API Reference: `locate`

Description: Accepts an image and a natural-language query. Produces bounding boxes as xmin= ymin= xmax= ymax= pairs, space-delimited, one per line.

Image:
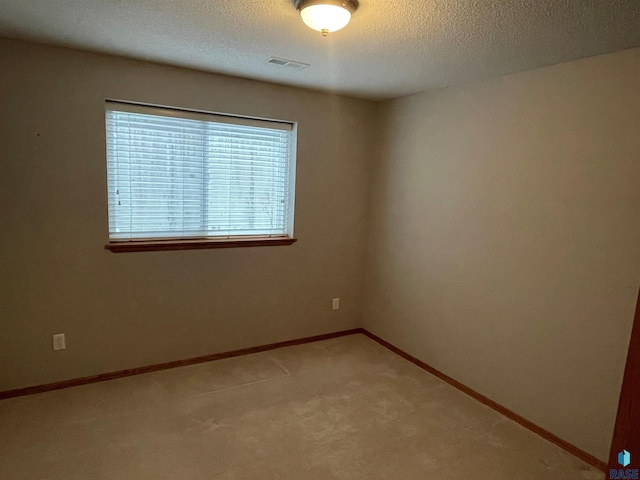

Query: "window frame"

xmin=103 ymin=100 xmax=298 ymax=253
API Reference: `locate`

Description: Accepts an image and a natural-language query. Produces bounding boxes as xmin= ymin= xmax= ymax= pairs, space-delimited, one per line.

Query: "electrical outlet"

xmin=332 ymin=298 xmax=340 ymax=310
xmin=53 ymin=334 xmax=65 ymax=351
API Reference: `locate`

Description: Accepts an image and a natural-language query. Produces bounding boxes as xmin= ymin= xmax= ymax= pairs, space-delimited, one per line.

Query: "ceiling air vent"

xmin=267 ymin=57 xmax=310 ymax=70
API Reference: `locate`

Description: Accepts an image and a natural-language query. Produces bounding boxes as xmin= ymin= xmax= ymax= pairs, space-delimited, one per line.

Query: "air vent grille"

xmin=267 ymin=57 xmax=310 ymax=70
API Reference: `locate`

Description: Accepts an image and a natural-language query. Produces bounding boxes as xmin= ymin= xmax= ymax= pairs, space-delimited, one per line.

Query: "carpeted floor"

xmin=0 ymin=334 xmax=604 ymax=479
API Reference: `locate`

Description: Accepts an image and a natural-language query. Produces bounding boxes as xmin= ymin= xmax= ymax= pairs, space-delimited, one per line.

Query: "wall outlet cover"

xmin=53 ymin=333 xmax=66 ymax=351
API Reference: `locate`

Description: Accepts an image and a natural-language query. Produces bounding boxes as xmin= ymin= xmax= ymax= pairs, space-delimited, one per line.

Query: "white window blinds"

xmin=105 ymin=102 xmax=296 ymax=241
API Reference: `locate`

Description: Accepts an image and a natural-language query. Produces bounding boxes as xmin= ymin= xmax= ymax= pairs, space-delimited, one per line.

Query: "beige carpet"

xmin=0 ymin=334 xmax=604 ymax=479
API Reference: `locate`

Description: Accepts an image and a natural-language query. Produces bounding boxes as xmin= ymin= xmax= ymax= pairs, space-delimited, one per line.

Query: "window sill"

xmin=105 ymin=237 xmax=297 ymax=253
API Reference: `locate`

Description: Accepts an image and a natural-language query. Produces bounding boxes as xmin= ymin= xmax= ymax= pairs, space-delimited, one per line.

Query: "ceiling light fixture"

xmin=295 ymin=0 xmax=359 ymax=37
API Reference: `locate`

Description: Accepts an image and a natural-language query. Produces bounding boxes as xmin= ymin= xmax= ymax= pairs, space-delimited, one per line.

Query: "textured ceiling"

xmin=0 ymin=0 xmax=639 ymax=99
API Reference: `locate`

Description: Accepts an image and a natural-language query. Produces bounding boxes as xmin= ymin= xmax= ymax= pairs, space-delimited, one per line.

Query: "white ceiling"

xmin=0 ymin=0 xmax=639 ymax=99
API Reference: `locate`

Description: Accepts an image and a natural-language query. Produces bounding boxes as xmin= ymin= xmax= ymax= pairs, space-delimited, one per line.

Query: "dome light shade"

xmin=295 ymin=0 xmax=359 ymax=36
xmin=300 ymin=5 xmax=351 ymax=34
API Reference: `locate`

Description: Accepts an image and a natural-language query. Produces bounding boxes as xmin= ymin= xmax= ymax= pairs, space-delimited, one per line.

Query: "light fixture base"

xmin=294 ymin=0 xmax=359 ymax=14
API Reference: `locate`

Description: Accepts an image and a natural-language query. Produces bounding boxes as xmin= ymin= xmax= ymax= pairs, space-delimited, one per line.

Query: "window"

xmin=104 ymin=101 xmax=297 ymax=252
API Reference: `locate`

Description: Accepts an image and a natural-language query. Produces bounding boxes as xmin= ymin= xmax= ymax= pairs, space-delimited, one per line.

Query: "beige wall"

xmin=0 ymin=38 xmax=376 ymax=391
xmin=364 ymin=48 xmax=640 ymax=461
